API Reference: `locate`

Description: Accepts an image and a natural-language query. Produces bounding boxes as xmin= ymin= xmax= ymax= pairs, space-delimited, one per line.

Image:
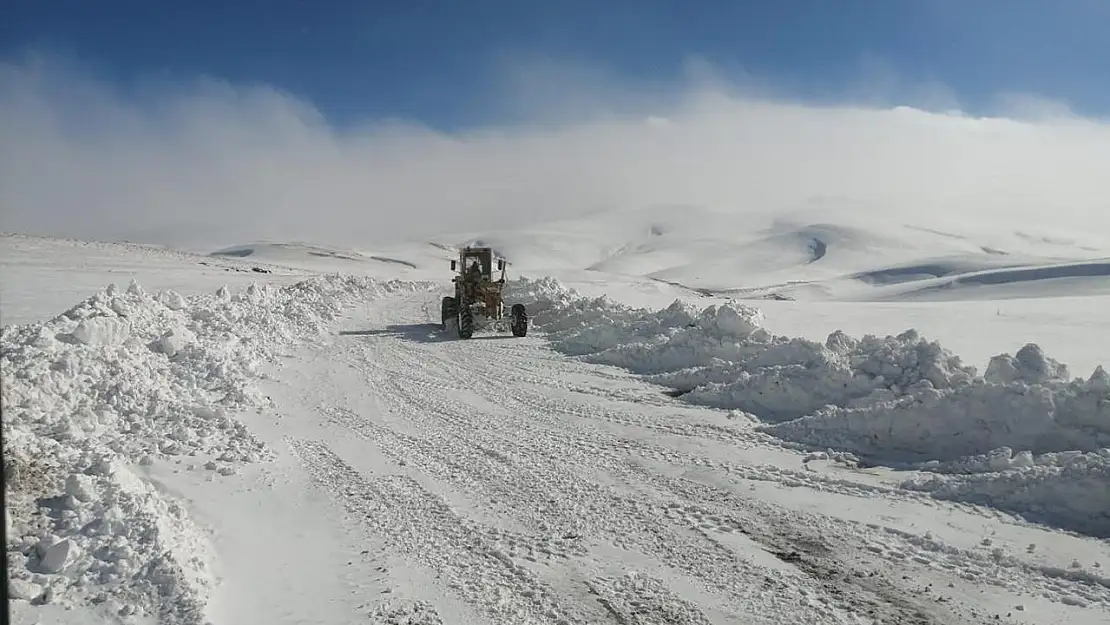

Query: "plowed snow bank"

xmin=2 ymin=275 xmax=432 ymax=622
xmin=901 ymin=449 xmax=1110 ymax=538
xmin=506 ymin=277 xmax=1110 ymax=536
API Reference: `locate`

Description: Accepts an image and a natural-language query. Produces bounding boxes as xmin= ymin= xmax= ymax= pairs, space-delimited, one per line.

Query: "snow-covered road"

xmin=172 ymin=290 xmax=1107 ymax=625
xmin=4 ymin=233 xmax=1108 ymax=625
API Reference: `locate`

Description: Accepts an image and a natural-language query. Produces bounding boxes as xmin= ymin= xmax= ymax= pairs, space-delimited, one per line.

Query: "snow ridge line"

xmin=2 ymin=275 xmax=436 ymax=619
xmin=504 ymin=276 xmax=1110 ymax=539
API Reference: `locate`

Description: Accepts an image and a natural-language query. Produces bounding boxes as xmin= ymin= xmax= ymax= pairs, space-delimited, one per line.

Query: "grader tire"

xmin=510 ymin=303 xmax=528 ymax=337
xmin=458 ymin=305 xmax=474 ymax=339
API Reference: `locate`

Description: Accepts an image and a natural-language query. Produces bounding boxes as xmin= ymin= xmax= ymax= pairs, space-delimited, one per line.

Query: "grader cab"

xmin=440 ymin=246 xmax=528 ymax=339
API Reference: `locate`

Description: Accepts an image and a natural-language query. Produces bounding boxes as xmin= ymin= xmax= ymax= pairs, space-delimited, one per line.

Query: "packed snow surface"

xmin=3 ymin=232 xmax=1109 ymax=625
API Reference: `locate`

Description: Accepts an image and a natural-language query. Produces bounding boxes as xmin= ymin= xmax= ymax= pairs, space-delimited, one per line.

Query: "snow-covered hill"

xmin=207 ymin=241 xmax=454 ymax=277
xmin=2 ymin=227 xmax=1109 ymax=625
xmin=434 ymin=202 xmax=1110 ymax=303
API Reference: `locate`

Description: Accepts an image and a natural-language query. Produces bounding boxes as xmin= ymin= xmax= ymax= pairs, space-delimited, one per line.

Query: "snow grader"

xmin=440 ymin=246 xmax=528 ymax=339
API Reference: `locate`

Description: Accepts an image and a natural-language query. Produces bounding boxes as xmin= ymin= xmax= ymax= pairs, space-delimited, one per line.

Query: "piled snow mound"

xmin=2 ymin=275 xmax=431 ymax=622
xmin=507 ymin=276 xmax=765 ymax=357
xmin=652 ymin=328 xmax=976 ymax=423
xmin=507 ymin=277 xmax=1108 ymax=459
xmin=765 ymin=353 xmax=1110 ymax=463
xmin=901 ymin=449 xmax=1110 ymax=538
xmin=506 ymin=277 xmax=978 ymax=423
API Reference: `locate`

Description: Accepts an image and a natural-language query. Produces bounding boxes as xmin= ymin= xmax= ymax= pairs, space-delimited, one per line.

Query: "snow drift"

xmin=1 ymin=275 xmax=433 ymax=622
xmin=505 ymin=276 xmax=1110 ymax=537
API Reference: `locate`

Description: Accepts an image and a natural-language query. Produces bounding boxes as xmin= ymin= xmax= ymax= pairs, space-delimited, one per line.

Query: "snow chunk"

xmin=700 ymin=301 xmax=764 ymax=339
xmin=150 ymin=325 xmax=197 ymax=357
xmin=70 ymin=315 xmax=131 ymax=346
xmin=986 ymin=343 xmax=1069 ymax=385
xmin=64 ymin=473 xmax=98 ymax=502
xmin=9 ymin=578 xmax=44 ymax=602
xmin=37 ymin=538 xmax=80 ymax=574
xmin=126 ymin=279 xmax=146 ymax=297
xmin=159 ymin=289 xmax=188 ymax=311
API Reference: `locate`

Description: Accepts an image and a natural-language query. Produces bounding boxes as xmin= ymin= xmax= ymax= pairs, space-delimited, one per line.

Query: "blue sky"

xmin=3 ymin=0 xmax=1109 ymax=128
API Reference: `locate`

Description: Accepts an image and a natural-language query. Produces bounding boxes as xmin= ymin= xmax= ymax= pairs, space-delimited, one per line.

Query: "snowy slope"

xmin=436 ymin=203 xmax=1110 ymax=303
xmin=3 ymin=229 xmax=1109 ymax=625
xmin=207 ymin=241 xmax=455 ymax=278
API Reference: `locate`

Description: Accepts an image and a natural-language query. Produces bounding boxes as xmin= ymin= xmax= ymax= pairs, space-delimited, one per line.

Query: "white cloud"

xmin=1 ymin=51 xmax=1108 ymax=252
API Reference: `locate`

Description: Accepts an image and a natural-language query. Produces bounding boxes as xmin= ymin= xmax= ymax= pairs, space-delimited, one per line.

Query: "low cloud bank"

xmin=2 ymin=52 xmax=1109 ymax=250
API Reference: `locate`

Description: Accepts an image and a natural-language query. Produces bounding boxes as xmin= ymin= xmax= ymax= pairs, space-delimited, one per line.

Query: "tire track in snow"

xmin=362 ymin=329 xmax=762 ymax=448
xmin=320 ymin=405 xmax=591 ymax=563
xmin=344 ymin=367 xmax=967 ymax=625
xmin=332 ymin=351 xmax=898 ymax=623
xmin=321 ymin=403 xmax=854 ymax=624
xmin=286 ymin=438 xmax=622 ymax=625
